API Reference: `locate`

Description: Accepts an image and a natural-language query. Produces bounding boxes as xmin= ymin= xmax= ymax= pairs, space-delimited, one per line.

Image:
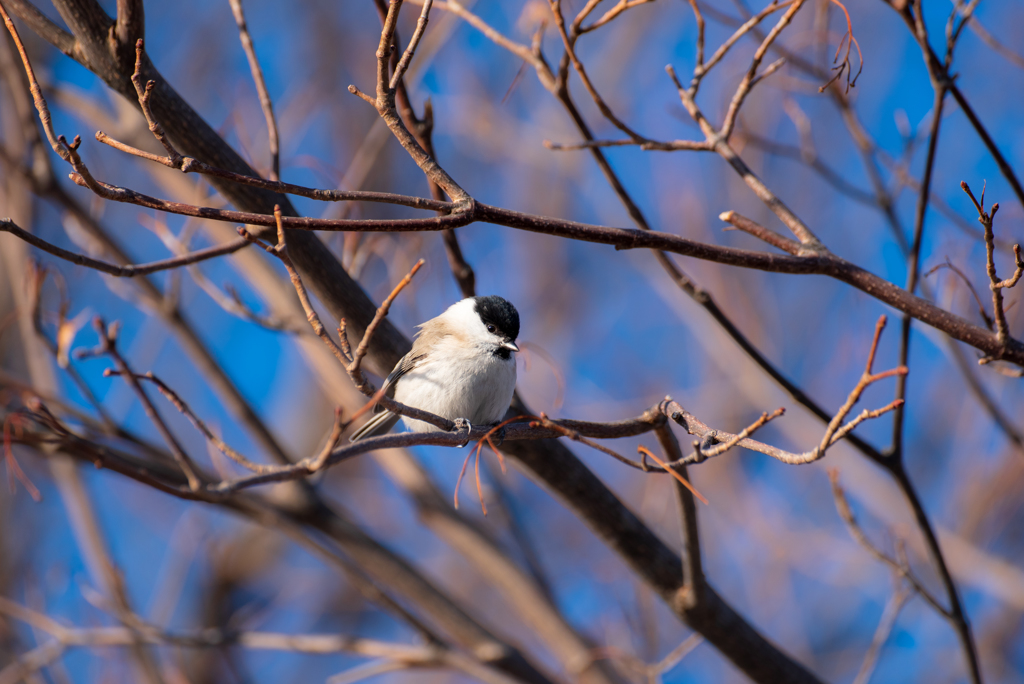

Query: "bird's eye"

xmin=486 ymin=324 xmax=496 ymax=334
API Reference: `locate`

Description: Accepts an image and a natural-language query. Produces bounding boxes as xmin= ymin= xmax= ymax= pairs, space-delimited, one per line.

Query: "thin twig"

xmin=689 ymin=0 xmax=798 ymax=96
xmin=886 ymin=2 xmax=1024 ymax=213
xmin=700 ymin=408 xmax=785 ymax=457
xmin=665 ymin=317 xmax=905 ymax=466
xmin=94 ymin=132 xmax=449 ymax=212
xmin=0 ymin=219 xmax=250 ymax=277
xmin=589 ymin=634 xmax=703 ymax=682
xmin=817 ymin=0 xmax=863 ymax=93
xmin=549 ymin=0 xmax=648 ymax=144
xmin=237 ymin=208 xmax=348 ymax=367
xmin=90 ymin=318 xmax=202 ymax=490
xmin=309 ymin=408 xmax=346 ymax=471
xmin=543 ymin=138 xmax=710 ymax=152
xmin=667 ymin=64 xmax=826 ymax=250
xmin=962 ymin=181 xmax=1023 ymax=355
xmin=891 ymin=70 xmax=948 ymax=462
xmin=103 ymin=370 xmax=272 ymax=474
xmin=578 ymin=0 xmax=657 ymax=33
xmin=347 ymin=259 xmax=425 ymax=391
xmin=405 ymin=0 xmax=555 ymax=90
xmin=228 ymin=0 xmax=280 ymax=180
xmin=851 ymin=583 xmax=911 ymax=684
xmin=828 ymin=470 xmax=950 ymax=618
xmin=0 ymin=596 xmax=520 ymax=683
xmin=954 ymin=0 xmax=1024 ymax=70
xmin=924 ymin=258 xmax=994 ymax=330
xmin=131 ymin=39 xmax=184 ymax=167
xmin=137 ymin=215 xmax=294 ymax=331
xmin=390 ymin=0 xmax=434 ymax=90
xmin=718 ymin=210 xmax=803 ymax=255
xmin=352 ymin=0 xmax=471 ymax=204
xmin=534 ymin=414 xmax=654 ymax=471
xmin=637 ymin=445 xmax=708 ymax=505
xmin=720 ymin=0 xmax=806 ymax=140
xmin=688 ymin=0 xmax=706 ymax=68
xmin=0 ymin=2 xmax=72 ymax=161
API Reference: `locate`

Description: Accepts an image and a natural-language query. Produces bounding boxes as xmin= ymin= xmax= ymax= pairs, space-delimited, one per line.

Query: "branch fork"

xmin=962 ymin=180 xmax=1023 ymax=359
xmin=349 ymin=0 xmax=471 ymax=206
xmin=84 ymin=317 xmax=202 ymax=490
xmin=667 ymin=316 xmax=906 ymax=466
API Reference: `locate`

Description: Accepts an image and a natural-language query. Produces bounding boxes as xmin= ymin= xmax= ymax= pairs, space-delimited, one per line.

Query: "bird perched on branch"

xmin=349 ymin=296 xmax=520 ymax=441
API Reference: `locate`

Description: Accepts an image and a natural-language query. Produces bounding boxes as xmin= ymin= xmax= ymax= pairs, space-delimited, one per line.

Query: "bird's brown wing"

xmin=377 ymin=349 xmax=427 ymax=404
xmin=348 ymin=348 xmax=426 ymax=442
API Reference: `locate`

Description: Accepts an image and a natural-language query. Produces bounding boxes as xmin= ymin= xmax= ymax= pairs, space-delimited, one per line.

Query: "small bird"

xmin=349 ymin=295 xmax=520 ymax=441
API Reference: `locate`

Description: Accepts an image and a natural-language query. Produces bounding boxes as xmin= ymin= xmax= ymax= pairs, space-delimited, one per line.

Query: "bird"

xmin=349 ymin=295 xmax=520 ymax=441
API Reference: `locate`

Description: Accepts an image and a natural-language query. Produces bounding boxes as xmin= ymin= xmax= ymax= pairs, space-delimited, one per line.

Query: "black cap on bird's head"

xmin=474 ymin=296 xmax=520 ymax=353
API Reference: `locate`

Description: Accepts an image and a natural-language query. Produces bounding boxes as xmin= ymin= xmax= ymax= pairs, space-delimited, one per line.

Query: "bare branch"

xmin=887 ymin=4 xmax=1024 ymax=211
xmin=549 ymin=0 xmax=647 ymax=143
xmin=237 ymin=209 xmax=348 ymax=368
xmin=103 ymin=370 xmax=273 ymax=474
xmin=54 ymin=163 xmax=1024 ymax=368
xmin=962 ymin=181 xmax=1023 ymax=356
xmin=351 ymin=0 xmax=471 ymax=204
xmin=348 ymin=259 xmax=424 ymax=391
xmin=666 ymin=317 xmax=905 ymax=466
xmin=228 ymin=0 xmax=280 ymax=180
xmin=637 ymin=445 xmax=708 ymax=505
xmin=390 ymin=0 xmax=433 ymax=90
xmin=689 ymin=0 xmax=796 ymax=96
xmin=687 ymin=0 xmax=705 ymax=68
xmin=718 ymin=210 xmax=803 ymax=255
xmin=0 ymin=2 xmax=74 ymax=160
xmin=407 ymin=0 xmax=554 ymax=88
xmin=851 ymin=584 xmax=911 ymax=684
xmin=0 ymin=218 xmax=251 ymax=277
xmin=130 ymin=39 xmax=183 ymax=165
xmin=94 ymin=131 xmax=449 ymax=211
xmin=828 ymin=471 xmax=950 ymax=618
xmin=666 ymin=65 xmax=826 ymax=250
xmin=924 ymin=258 xmax=994 ymax=330
xmin=0 ymin=596 xmax=524 ymax=684
xmin=700 ymin=408 xmax=785 ymax=458
xmin=720 ymin=0 xmax=805 ymax=140
xmin=577 ymin=0 xmax=656 ymax=33
xmin=88 ymin=318 xmax=202 ymax=490
xmin=239 ymin=213 xmax=440 ymax=429
xmin=955 ymin=0 xmax=1024 ymax=69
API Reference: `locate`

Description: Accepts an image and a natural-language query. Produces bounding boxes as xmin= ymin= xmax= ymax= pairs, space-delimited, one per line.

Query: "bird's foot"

xmin=453 ymin=418 xmax=473 ymax=446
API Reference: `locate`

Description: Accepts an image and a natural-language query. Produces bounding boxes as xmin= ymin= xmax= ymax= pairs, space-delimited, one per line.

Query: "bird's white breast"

xmin=393 ymin=335 xmax=517 ymax=433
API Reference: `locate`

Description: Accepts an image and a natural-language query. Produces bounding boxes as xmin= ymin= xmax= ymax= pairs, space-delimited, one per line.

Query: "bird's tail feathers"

xmin=349 ymin=410 xmax=401 ymax=442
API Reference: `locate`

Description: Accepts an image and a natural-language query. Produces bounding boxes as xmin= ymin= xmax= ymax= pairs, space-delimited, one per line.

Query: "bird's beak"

xmin=501 ymin=340 xmax=520 ymax=353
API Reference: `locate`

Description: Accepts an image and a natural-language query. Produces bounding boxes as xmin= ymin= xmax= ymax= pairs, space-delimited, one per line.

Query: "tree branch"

xmin=227 ymin=0 xmax=278 ymax=180
xmin=0 ymin=218 xmax=251 ymax=277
